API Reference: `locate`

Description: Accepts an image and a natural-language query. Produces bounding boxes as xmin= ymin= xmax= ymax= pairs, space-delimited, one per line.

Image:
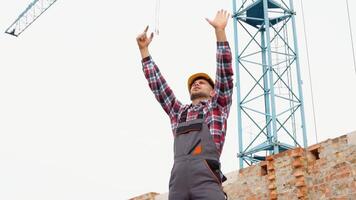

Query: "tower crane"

xmin=5 ymin=0 xmax=58 ymax=37
xmin=232 ymin=0 xmax=308 ymax=168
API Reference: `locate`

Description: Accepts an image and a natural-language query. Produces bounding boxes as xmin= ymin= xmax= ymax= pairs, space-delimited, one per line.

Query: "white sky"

xmin=0 ymin=0 xmax=355 ymax=199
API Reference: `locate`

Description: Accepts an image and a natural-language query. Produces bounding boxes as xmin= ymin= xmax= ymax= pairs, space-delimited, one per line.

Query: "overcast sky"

xmin=0 ymin=0 xmax=355 ymax=199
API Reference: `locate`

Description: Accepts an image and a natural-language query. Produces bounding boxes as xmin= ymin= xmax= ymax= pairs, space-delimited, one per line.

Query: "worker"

xmin=136 ymin=9 xmax=233 ymax=200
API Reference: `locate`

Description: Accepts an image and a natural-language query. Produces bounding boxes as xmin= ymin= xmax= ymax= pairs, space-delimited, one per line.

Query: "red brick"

xmin=293 ymin=158 xmax=303 ymax=168
xmin=266 ymin=156 xmax=274 ymax=161
xmin=293 ymin=169 xmax=304 ymax=177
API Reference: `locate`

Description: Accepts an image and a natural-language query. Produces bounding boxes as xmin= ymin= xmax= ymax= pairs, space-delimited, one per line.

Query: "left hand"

xmin=206 ymin=9 xmax=230 ymax=31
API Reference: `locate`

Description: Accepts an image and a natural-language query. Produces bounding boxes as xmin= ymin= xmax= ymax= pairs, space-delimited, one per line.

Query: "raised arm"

xmin=206 ymin=10 xmax=234 ymax=114
xmin=136 ymin=26 xmax=182 ymax=118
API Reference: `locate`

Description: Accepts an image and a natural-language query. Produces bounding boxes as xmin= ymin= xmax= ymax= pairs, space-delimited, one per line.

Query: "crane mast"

xmin=232 ymin=0 xmax=308 ymax=168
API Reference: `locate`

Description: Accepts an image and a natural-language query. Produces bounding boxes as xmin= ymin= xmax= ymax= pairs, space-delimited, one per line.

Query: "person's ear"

xmin=210 ymin=89 xmax=216 ymax=97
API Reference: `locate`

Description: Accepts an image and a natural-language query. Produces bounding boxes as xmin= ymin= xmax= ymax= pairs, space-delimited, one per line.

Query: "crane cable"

xmin=346 ymin=0 xmax=356 ymax=75
xmin=154 ymin=0 xmax=160 ymax=35
xmin=299 ymin=0 xmax=319 ymax=143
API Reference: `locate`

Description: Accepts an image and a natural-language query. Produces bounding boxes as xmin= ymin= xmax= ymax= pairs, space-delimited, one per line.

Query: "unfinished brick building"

xmin=130 ymin=131 xmax=356 ymax=200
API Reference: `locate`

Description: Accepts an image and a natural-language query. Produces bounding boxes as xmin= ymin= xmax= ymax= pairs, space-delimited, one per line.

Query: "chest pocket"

xmin=174 ymin=109 xmax=205 ymax=157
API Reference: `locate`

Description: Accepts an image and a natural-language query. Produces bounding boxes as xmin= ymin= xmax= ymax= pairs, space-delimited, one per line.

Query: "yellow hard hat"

xmin=187 ymin=72 xmax=215 ymax=91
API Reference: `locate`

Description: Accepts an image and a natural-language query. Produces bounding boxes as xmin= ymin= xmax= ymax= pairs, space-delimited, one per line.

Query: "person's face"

xmin=190 ymin=79 xmax=214 ymax=100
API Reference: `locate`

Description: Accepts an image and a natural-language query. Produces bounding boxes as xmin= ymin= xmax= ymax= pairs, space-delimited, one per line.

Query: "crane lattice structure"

xmin=232 ymin=0 xmax=308 ymax=168
xmin=5 ymin=0 xmax=58 ymax=37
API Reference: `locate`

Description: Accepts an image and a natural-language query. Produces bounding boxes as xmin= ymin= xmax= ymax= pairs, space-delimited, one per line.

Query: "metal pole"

xmin=289 ymin=0 xmax=308 ymax=148
xmin=262 ymin=0 xmax=279 ymax=154
xmin=232 ymin=0 xmax=244 ymax=169
xmin=261 ymin=30 xmax=272 ymax=152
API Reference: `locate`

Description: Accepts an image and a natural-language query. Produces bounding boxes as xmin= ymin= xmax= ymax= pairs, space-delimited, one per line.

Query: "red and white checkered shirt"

xmin=142 ymin=41 xmax=233 ymax=153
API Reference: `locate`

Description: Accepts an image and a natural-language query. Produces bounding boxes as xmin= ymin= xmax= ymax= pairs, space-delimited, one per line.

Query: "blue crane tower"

xmin=231 ymin=0 xmax=308 ymax=168
xmin=5 ymin=0 xmax=58 ymax=37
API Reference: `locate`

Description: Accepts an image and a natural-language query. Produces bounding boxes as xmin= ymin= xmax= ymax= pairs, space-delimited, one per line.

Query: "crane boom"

xmin=5 ymin=0 xmax=58 ymax=37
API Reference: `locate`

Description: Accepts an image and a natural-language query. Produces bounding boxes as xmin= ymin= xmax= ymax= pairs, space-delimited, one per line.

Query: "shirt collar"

xmin=189 ymin=99 xmax=209 ymax=108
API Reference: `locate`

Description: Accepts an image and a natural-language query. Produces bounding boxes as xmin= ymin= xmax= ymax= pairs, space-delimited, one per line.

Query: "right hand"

xmin=136 ymin=26 xmax=154 ymax=50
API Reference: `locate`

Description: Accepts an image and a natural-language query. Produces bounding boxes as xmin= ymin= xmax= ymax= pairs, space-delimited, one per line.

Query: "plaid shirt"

xmin=142 ymin=41 xmax=233 ymax=153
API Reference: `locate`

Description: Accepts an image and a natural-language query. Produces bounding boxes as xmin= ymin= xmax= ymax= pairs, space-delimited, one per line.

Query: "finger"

xmin=136 ymin=34 xmax=144 ymax=41
xmin=205 ymin=18 xmax=212 ymax=25
xmin=149 ymin=32 xmax=154 ymax=41
xmin=144 ymin=25 xmax=149 ymax=33
xmin=137 ymin=33 xmax=146 ymax=40
xmin=221 ymin=9 xmax=226 ymax=18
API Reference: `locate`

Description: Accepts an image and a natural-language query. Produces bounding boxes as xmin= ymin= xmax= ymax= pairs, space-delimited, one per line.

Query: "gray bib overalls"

xmin=168 ymin=109 xmax=226 ymax=200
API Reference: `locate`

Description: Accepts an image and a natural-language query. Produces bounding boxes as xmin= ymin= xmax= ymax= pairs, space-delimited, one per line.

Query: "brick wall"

xmin=129 ymin=192 xmax=159 ymax=200
xmin=306 ymin=133 xmax=356 ymax=199
xmin=131 ymin=131 xmax=356 ymax=200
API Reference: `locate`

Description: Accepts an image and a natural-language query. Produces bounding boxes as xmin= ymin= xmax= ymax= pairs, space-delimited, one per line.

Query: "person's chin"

xmin=191 ymin=92 xmax=208 ymax=101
